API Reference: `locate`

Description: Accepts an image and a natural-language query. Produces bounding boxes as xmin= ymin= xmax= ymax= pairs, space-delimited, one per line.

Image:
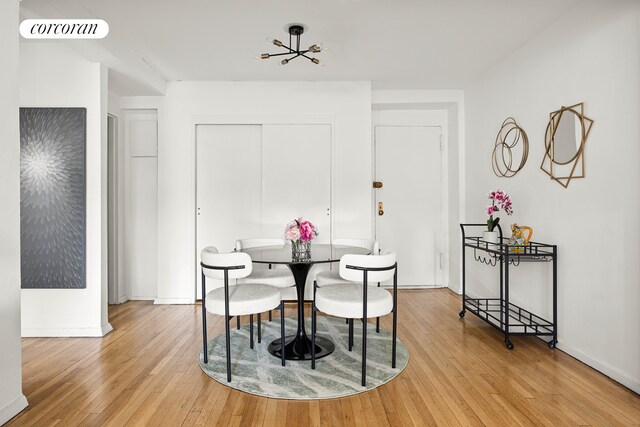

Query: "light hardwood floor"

xmin=8 ymin=289 xmax=640 ymax=426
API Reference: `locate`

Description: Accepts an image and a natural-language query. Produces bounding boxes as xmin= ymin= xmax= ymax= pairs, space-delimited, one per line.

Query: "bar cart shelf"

xmin=459 ymin=224 xmax=558 ymax=350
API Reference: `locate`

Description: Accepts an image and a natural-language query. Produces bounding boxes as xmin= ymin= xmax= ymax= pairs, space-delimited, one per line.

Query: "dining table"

xmin=241 ymin=243 xmax=370 ymax=361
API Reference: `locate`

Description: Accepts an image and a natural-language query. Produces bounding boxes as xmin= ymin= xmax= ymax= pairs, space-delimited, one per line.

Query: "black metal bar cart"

xmin=459 ymin=223 xmax=558 ymax=350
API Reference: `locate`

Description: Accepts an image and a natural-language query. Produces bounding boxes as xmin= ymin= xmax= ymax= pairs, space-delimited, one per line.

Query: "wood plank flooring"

xmin=7 ymin=289 xmax=640 ymax=426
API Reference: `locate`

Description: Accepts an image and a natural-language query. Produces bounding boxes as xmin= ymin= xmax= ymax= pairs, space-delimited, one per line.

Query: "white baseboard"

xmin=153 ymin=297 xmax=194 ymax=305
xmin=117 ymin=295 xmax=129 ymax=304
xmin=22 ymin=324 xmax=112 ymax=338
xmin=101 ymin=322 xmax=113 ymax=336
xmin=0 ymin=394 xmax=28 ymax=425
xmin=129 ymin=296 xmax=156 ymax=301
xmin=558 ymin=342 xmax=640 ymax=395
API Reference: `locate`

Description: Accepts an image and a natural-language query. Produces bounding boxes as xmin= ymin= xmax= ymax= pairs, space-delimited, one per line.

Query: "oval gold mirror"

xmin=540 ymin=102 xmax=594 ymax=188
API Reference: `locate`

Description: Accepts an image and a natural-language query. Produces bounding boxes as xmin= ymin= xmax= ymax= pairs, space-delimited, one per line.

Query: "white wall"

xmin=19 ymin=43 xmax=112 ymax=337
xmin=464 ymin=0 xmax=640 ymax=393
xmin=123 ymin=81 xmax=372 ymax=304
xmin=0 ymin=1 xmax=29 ymax=424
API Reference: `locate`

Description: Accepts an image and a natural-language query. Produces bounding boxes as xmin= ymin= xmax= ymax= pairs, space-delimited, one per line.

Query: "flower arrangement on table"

xmin=484 ymin=189 xmax=513 ymax=243
xmin=285 ymin=218 xmax=319 ymax=260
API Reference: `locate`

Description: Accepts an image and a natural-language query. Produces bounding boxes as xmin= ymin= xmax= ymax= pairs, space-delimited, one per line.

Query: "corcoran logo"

xmin=20 ymin=19 xmax=109 ymax=39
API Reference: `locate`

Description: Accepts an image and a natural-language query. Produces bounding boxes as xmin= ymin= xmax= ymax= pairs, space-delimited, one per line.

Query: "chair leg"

xmin=362 ymin=317 xmax=367 ymax=387
xmin=237 ymin=315 xmax=240 ymax=330
xmin=250 ymin=314 xmax=254 ymax=349
xmin=311 ymin=303 xmax=317 ymax=369
xmin=258 ymin=313 xmax=262 ymax=344
xmin=201 ymin=272 xmax=208 ymax=364
xmin=202 ymin=307 xmax=208 ymax=364
xmin=269 ymin=310 xmax=272 ymax=322
xmin=280 ymin=303 xmax=286 ymax=367
xmin=376 ymin=282 xmax=381 ymax=333
xmin=348 ymin=318 xmax=354 ymax=352
xmin=392 ymin=308 xmax=397 ymax=369
xmin=225 ymin=313 xmax=231 ymax=382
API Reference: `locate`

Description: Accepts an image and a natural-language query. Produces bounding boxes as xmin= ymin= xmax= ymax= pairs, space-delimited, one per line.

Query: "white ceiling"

xmin=21 ymin=0 xmax=582 ymax=94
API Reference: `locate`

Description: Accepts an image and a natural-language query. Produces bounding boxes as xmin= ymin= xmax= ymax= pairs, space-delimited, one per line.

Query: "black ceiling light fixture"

xmin=258 ymin=24 xmax=327 ymax=66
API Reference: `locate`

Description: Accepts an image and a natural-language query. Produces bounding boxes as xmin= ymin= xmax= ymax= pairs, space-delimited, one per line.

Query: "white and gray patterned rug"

xmin=198 ymin=316 xmax=409 ymax=399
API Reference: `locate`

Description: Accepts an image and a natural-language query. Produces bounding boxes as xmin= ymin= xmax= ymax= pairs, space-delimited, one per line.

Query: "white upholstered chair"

xmin=311 ymin=251 xmax=398 ymax=386
xmin=200 ymin=247 xmax=285 ymax=382
xmin=314 ymin=239 xmax=379 ymax=287
xmin=235 ymin=238 xmax=295 ymax=329
xmin=314 ymin=238 xmax=384 ymax=332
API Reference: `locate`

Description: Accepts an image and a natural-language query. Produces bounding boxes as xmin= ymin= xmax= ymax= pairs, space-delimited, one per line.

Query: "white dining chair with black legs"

xmin=235 ymin=238 xmax=295 ymax=333
xmin=200 ymin=247 xmax=285 ymax=382
xmin=311 ymin=252 xmax=397 ymax=387
xmin=314 ymin=239 xmax=385 ymax=333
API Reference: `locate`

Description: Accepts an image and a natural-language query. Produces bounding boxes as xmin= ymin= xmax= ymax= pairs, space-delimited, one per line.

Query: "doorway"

xmin=107 ymin=114 xmax=118 ymax=304
xmin=374 ymin=125 xmax=445 ymax=288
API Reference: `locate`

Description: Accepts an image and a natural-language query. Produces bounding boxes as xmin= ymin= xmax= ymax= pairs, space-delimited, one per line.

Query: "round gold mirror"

xmin=540 ymin=103 xmax=593 ymax=188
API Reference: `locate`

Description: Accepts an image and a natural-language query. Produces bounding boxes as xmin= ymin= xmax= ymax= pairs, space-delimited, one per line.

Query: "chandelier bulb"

xmin=266 ymin=37 xmax=274 ymax=43
xmin=260 ymin=53 xmax=270 ymax=59
xmin=312 ymin=58 xmax=320 ymax=65
xmin=273 ymin=39 xmax=283 ymax=47
xmin=280 ymin=58 xmax=289 ymax=65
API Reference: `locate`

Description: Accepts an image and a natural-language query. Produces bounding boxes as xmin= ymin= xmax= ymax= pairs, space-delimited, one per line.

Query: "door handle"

xmin=378 ymin=202 xmax=384 ymax=216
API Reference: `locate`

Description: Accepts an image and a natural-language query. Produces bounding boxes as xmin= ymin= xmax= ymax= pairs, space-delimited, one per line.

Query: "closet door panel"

xmin=196 ymin=125 xmax=262 ymax=298
xmin=261 ymin=124 xmax=331 ymax=242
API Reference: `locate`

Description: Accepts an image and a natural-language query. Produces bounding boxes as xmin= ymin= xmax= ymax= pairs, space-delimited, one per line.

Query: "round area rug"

xmin=198 ymin=316 xmax=409 ymax=399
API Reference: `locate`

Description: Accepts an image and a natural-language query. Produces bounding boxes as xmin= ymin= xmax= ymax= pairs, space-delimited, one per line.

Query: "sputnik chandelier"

xmin=258 ymin=24 xmax=327 ymax=66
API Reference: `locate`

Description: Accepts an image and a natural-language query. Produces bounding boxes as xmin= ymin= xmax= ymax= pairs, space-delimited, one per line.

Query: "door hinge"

xmin=439 ymin=134 xmax=444 ymax=151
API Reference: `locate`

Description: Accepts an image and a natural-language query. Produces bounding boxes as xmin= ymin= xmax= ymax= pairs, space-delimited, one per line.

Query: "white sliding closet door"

xmin=261 ymin=124 xmax=331 ymax=243
xmin=196 ymin=125 xmax=262 ymax=299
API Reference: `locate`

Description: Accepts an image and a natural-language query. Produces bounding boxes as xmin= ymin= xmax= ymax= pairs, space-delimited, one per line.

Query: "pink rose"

xmin=284 ymin=220 xmax=300 ymax=241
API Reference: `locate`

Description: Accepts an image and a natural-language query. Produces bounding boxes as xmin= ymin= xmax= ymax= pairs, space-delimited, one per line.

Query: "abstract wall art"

xmin=20 ymin=107 xmax=86 ymax=289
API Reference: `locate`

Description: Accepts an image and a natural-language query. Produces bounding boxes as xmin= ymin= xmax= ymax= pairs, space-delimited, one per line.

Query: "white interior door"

xmin=261 ymin=124 xmax=331 ymax=243
xmin=375 ymin=125 xmax=443 ymax=287
xmin=196 ymin=125 xmax=262 ymax=299
xmin=125 ymin=111 xmax=158 ymax=301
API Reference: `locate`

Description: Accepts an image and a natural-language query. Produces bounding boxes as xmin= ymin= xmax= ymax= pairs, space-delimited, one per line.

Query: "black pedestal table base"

xmin=268 ymin=335 xmax=334 ymax=360
xmin=267 ymin=262 xmax=335 ymax=361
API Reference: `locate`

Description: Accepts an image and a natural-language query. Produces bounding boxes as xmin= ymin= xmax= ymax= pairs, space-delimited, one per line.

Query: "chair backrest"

xmin=339 ymin=251 xmax=397 ymax=283
xmin=333 ymin=238 xmax=379 ymax=254
xmin=235 ymin=238 xmax=286 ymax=251
xmin=201 ymin=247 xmax=252 ymax=280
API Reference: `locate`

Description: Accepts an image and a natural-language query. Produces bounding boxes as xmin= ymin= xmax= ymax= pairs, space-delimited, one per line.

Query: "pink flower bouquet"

xmin=285 ymin=218 xmax=319 ymax=244
xmin=486 ymin=189 xmax=513 ymax=232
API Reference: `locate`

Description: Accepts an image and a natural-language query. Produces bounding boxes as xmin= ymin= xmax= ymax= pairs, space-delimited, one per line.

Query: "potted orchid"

xmin=285 ymin=218 xmax=319 ymax=260
xmin=484 ymin=189 xmax=513 ymax=243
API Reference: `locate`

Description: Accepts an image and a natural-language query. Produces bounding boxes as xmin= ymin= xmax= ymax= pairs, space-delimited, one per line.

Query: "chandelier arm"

xmin=279 ymin=44 xmax=296 ymax=53
xmin=266 ymin=52 xmax=296 ymax=57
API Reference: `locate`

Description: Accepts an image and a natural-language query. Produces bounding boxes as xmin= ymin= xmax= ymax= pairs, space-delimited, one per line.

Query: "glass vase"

xmin=291 ymin=240 xmax=311 ymax=262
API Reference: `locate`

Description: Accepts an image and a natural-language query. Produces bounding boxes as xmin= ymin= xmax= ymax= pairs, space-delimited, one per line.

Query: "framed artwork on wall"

xmin=20 ymin=107 xmax=87 ymax=289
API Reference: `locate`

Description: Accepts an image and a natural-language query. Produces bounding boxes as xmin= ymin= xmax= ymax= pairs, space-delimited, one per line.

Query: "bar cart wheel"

xmin=547 ymin=340 xmax=556 ymax=349
xmin=505 ymin=340 xmax=514 ymax=350
xmin=458 ymin=310 xmax=465 ymax=318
